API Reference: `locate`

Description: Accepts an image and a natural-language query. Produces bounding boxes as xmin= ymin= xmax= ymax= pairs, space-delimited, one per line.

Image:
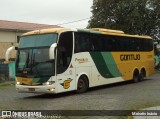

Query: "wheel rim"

xmin=78 ymin=80 xmax=84 ymax=89
xmin=77 ymin=76 xmax=88 ymax=93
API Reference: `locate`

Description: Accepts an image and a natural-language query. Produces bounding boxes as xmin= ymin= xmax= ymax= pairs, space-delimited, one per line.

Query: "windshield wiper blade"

xmin=22 ymin=52 xmax=30 ymax=71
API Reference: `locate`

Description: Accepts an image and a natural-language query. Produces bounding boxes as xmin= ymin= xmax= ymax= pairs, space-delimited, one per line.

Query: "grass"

xmin=0 ymin=80 xmax=15 ymax=88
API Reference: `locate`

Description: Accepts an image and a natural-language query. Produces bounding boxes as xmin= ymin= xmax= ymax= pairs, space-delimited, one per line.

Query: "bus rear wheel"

xmin=77 ymin=76 xmax=89 ymax=93
xmin=139 ymin=69 xmax=146 ymax=81
xmin=133 ymin=70 xmax=139 ymax=83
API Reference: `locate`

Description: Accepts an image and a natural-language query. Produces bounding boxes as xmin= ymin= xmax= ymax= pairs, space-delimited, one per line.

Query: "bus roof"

xmin=22 ymin=28 xmax=152 ymax=39
xmin=22 ymin=28 xmax=72 ymax=36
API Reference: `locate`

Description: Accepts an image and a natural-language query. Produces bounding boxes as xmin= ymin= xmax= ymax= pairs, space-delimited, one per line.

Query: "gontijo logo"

xmin=120 ymin=54 xmax=140 ymax=61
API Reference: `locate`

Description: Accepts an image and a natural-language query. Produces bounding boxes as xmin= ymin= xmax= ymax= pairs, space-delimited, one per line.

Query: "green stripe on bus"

xmin=89 ymin=52 xmax=121 ymax=78
xmin=101 ymin=52 xmax=122 ymax=77
xmin=90 ymin=52 xmax=113 ymax=78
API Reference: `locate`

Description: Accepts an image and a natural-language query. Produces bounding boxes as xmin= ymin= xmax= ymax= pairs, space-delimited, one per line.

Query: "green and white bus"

xmin=7 ymin=28 xmax=154 ymax=93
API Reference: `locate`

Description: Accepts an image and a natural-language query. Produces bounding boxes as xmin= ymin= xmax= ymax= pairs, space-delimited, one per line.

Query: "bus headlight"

xmin=16 ymin=81 xmax=21 ymax=85
xmin=43 ymin=81 xmax=55 ymax=85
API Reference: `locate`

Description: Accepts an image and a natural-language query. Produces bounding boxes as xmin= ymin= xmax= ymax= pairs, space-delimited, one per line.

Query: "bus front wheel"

xmin=77 ymin=76 xmax=89 ymax=93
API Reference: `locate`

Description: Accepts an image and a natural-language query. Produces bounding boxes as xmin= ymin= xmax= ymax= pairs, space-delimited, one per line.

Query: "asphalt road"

xmin=0 ymin=72 xmax=160 ymax=119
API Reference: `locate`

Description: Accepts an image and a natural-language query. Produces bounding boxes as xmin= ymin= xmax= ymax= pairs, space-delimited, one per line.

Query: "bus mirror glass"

xmin=49 ymin=43 xmax=57 ymax=60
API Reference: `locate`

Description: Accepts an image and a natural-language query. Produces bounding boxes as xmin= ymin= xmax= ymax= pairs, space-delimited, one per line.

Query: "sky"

xmin=0 ymin=0 xmax=93 ymax=28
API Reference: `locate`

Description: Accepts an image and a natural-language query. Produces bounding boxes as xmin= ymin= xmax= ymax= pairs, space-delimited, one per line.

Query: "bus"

xmin=6 ymin=28 xmax=154 ymax=93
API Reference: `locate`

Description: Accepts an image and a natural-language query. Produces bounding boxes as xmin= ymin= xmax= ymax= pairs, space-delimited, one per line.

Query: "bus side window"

xmin=74 ymin=34 xmax=80 ymax=52
xmin=148 ymin=39 xmax=153 ymax=51
xmin=135 ymin=38 xmax=140 ymax=51
xmin=106 ymin=38 xmax=114 ymax=51
xmin=91 ymin=34 xmax=102 ymax=51
xmin=75 ymin=33 xmax=92 ymax=53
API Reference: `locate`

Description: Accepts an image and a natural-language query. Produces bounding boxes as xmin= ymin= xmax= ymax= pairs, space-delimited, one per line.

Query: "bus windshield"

xmin=16 ymin=33 xmax=57 ymax=77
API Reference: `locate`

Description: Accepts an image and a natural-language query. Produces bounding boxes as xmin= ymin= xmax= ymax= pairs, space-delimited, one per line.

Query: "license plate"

xmin=28 ymin=88 xmax=35 ymax=91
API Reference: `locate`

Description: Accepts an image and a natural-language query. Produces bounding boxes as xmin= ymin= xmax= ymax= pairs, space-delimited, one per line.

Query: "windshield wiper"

xmin=22 ymin=52 xmax=30 ymax=71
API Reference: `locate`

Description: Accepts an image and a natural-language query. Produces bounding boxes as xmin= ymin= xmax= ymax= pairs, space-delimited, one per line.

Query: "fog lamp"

xmin=43 ymin=81 xmax=55 ymax=85
xmin=16 ymin=82 xmax=21 ymax=85
xmin=48 ymin=88 xmax=55 ymax=92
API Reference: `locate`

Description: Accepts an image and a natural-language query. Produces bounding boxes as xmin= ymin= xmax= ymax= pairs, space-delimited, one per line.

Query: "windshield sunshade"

xmin=19 ymin=34 xmax=57 ymax=48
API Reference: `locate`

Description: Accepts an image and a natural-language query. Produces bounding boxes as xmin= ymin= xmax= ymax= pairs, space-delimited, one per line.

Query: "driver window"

xmin=57 ymin=32 xmax=73 ymax=74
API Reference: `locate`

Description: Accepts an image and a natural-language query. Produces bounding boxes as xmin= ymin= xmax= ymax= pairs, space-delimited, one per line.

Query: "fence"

xmin=0 ymin=63 xmax=9 ymax=80
xmin=0 ymin=61 xmax=15 ymax=81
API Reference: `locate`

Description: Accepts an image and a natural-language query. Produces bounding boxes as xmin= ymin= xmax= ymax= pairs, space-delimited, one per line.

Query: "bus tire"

xmin=133 ymin=69 xmax=139 ymax=83
xmin=76 ymin=75 xmax=89 ymax=93
xmin=139 ymin=68 xmax=146 ymax=81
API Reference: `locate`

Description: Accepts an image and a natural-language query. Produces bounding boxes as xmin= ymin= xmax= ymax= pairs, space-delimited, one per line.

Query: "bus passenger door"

xmin=56 ymin=32 xmax=75 ymax=93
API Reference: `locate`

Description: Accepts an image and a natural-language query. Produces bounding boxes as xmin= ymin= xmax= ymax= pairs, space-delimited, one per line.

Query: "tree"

xmin=88 ymin=0 xmax=160 ymax=36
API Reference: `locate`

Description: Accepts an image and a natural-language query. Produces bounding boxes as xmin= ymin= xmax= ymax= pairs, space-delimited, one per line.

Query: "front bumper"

xmin=16 ymin=84 xmax=56 ymax=94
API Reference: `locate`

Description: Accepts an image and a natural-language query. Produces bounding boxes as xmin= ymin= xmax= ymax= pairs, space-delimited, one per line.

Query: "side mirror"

xmin=5 ymin=46 xmax=16 ymax=62
xmin=49 ymin=43 xmax=57 ymax=60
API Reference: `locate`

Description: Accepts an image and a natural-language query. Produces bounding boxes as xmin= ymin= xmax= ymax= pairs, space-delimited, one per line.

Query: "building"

xmin=0 ymin=20 xmax=61 ymax=61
